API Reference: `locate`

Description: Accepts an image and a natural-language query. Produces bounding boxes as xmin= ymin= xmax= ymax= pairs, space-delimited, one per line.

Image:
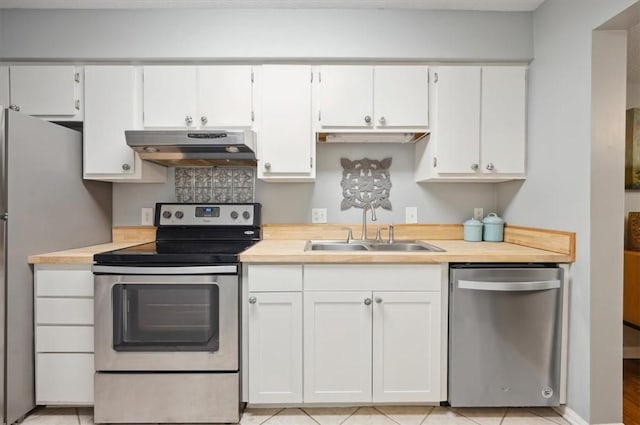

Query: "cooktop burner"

xmin=94 ymin=203 xmax=261 ymax=267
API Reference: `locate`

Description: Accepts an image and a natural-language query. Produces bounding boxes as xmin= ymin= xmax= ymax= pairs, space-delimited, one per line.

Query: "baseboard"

xmin=554 ymin=405 xmax=623 ymax=425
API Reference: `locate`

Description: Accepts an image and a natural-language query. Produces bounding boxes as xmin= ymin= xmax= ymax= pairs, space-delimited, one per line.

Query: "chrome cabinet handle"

xmin=486 ymin=163 xmax=495 ymax=171
xmin=375 ymin=297 xmax=383 ymax=304
xmin=122 ymin=163 xmax=131 ymax=171
xmin=185 ymin=115 xmax=193 ymax=125
xmin=9 ymin=104 xmax=20 ymax=112
xmin=201 ymin=116 xmax=208 ymax=125
xmin=364 ymin=298 xmax=372 ymax=306
xmin=264 ymin=162 xmax=272 ymax=170
xmin=364 ymin=115 xmax=372 ymax=124
xmin=378 ymin=116 xmax=386 ymax=125
xmin=248 ymin=296 xmax=257 ymax=304
xmin=471 ymin=163 xmax=479 ymax=171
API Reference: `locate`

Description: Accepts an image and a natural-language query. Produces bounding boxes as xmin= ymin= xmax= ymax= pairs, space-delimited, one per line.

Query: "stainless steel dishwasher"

xmin=448 ymin=264 xmax=564 ymax=407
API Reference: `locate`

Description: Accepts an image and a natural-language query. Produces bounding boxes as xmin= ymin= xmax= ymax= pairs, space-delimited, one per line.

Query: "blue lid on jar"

xmin=482 ymin=213 xmax=504 ymax=224
xmin=464 ymin=218 xmax=483 ymax=227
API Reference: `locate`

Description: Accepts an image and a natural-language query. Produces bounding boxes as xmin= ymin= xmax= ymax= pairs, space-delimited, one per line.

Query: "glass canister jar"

xmin=482 ymin=213 xmax=505 ymax=242
xmin=463 ymin=218 xmax=483 ymax=242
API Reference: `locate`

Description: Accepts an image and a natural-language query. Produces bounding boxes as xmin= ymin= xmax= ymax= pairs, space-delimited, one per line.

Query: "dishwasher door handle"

xmin=458 ymin=279 xmax=561 ymax=291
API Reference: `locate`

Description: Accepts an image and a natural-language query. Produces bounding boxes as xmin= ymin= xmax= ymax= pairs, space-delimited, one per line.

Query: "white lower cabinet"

xmin=245 ymin=263 xmax=445 ymax=405
xmin=34 ymin=265 xmax=94 ymax=405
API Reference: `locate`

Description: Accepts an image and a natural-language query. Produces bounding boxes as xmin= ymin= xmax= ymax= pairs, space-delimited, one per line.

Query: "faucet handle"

xmin=388 ymin=224 xmax=395 ymax=243
xmin=341 ymin=227 xmax=354 ymax=243
xmin=375 ymin=227 xmax=388 ymax=243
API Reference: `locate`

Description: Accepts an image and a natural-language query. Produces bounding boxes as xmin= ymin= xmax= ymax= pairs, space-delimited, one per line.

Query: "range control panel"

xmin=156 ymin=203 xmax=260 ymax=226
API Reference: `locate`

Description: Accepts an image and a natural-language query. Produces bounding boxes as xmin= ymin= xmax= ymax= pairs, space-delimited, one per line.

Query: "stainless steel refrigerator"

xmin=0 ymin=108 xmax=112 ymax=424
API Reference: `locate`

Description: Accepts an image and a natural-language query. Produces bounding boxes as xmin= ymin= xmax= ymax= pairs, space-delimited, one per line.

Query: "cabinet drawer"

xmin=36 ymin=299 xmax=93 ymax=325
xmin=36 ymin=326 xmax=94 ymax=353
xmin=304 ymin=264 xmax=443 ymax=291
xmin=36 ymin=353 xmax=93 ymax=404
xmin=248 ymin=265 xmax=302 ymax=291
xmin=36 ymin=269 xmax=93 ymax=297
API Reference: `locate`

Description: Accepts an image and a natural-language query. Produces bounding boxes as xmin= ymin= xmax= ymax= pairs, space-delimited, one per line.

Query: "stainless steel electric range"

xmin=92 ymin=202 xmax=261 ymax=424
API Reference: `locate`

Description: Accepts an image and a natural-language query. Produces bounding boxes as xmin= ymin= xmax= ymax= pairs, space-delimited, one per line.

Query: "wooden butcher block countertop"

xmin=28 ymin=224 xmax=575 ymax=265
xmin=240 ymin=224 xmax=576 ymax=264
xmin=28 ymin=226 xmax=156 ymax=264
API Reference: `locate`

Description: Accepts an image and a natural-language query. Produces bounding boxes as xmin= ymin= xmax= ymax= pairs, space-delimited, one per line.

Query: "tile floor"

xmin=20 ymin=406 xmax=571 ymax=425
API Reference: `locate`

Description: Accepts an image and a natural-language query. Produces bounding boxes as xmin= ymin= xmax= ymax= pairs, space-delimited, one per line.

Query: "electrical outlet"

xmin=405 ymin=207 xmax=418 ymax=224
xmin=312 ymin=208 xmax=328 ymax=224
xmin=474 ymin=208 xmax=484 ymax=221
xmin=141 ymin=207 xmax=154 ymax=225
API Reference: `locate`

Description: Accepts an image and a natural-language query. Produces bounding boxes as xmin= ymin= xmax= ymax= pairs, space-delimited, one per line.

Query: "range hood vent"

xmin=126 ymin=130 xmax=257 ymax=167
xmin=317 ymin=132 xmax=428 ymax=144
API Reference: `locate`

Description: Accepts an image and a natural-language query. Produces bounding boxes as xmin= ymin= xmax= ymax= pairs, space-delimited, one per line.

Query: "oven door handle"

xmin=92 ymin=265 xmax=237 ymax=275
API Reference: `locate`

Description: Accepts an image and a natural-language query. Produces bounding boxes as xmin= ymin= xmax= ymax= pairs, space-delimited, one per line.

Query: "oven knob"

xmin=175 ymin=211 xmax=184 ymax=219
xmin=242 ymin=211 xmax=251 ymax=220
xmin=230 ymin=211 xmax=239 ymax=219
xmin=162 ymin=211 xmax=172 ymax=219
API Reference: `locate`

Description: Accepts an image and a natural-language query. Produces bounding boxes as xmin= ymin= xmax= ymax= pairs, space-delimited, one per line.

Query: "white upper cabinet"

xmin=9 ymin=66 xmax=82 ymax=120
xmin=143 ymin=65 xmax=253 ymax=129
xmin=0 ymin=67 xmax=9 ymax=107
xmin=256 ymin=65 xmax=314 ymax=181
xmin=415 ymin=65 xmax=527 ymax=182
xmin=198 ymin=66 xmax=253 ymax=128
xmin=318 ymin=65 xmax=428 ymax=130
xmin=84 ymin=66 xmax=166 ymax=183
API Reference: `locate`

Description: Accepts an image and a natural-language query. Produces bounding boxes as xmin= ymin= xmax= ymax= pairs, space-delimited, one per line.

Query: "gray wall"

xmin=497 ymin=1 xmax=636 ymax=422
xmin=113 ymin=144 xmax=498 ymax=225
xmin=0 ymin=9 xmax=533 ymax=61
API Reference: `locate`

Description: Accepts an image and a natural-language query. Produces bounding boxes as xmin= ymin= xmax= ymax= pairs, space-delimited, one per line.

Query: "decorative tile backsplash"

xmin=340 ymin=158 xmax=392 ymax=210
xmin=175 ymin=167 xmax=255 ymax=203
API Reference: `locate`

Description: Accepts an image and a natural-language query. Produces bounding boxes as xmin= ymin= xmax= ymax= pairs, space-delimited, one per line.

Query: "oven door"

xmin=93 ymin=266 xmax=238 ymax=372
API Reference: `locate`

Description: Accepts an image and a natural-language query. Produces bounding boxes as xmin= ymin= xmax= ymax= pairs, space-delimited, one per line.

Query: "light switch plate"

xmin=405 ymin=207 xmax=418 ymax=224
xmin=141 ymin=207 xmax=154 ymax=225
xmin=474 ymin=208 xmax=484 ymax=221
xmin=312 ymin=208 xmax=328 ymax=223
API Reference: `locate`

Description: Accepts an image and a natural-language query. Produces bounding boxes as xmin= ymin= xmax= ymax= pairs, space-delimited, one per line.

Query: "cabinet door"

xmin=318 ymin=65 xmax=373 ymax=128
xmin=10 ymin=66 xmax=78 ymax=116
xmin=143 ymin=66 xmax=197 ymax=128
xmin=372 ymin=291 xmax=441 ymax=402
xmin=198 ymin=66 xmax=253 ymax=128
xmin=36 ymin=353 xmax=93 ymax=404
xmin=248 ymin=292 xmax=302 ymax=403
xmin=432 ymin=67 xmax=481 ymax=174
xmin=481 ymin=67 xmax=527 ymax=174
xmin=0 ymin=66 xmax=9 ymax=107
xmin=259 ymin=65 xmax=313 ymax=177
xmin=374 ymin=66 xmax=429 ymax=128
xmin=304 ymin=291 xmax=372 ymax=403
xmin=84 ymin=66 xmax=138 ymax=175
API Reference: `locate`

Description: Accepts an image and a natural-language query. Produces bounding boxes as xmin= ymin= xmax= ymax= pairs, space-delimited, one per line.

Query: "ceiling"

xmin=0 ymin=0 xmax=546 ymax=11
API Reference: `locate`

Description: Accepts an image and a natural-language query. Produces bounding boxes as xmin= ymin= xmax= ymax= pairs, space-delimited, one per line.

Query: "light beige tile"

xmin=374 ymin=406 xmax=433 ymax=425
xmin=501 ymin=409 xmax=556 ymax=425
xmin=422 ymin=407 xmax=478 ymax=425
xmin=263 ymin=408 xmax=319 ymax=425
xmin=22 ymin=407 xmax=79 ymax=425
xmin=526 ymin=408 xmax=570 ymax=425
xmin=241 ymin=407 xmax=284 ymax=425
xmin=303 ymin=407 xmax=358 ymax=425
xmin=341 ymin=407 xmax=398 ymax=425
xmin=451 ymin=407 xmax=506 ymax=425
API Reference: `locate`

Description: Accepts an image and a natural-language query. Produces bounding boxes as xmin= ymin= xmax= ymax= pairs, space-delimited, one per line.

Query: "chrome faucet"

xmin=361 ymin=203 xmax=377 ymax=241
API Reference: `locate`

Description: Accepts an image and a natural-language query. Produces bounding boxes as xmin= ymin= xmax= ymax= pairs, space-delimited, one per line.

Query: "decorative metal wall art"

xmin=340 ymin=158 xmax=392 ymax=210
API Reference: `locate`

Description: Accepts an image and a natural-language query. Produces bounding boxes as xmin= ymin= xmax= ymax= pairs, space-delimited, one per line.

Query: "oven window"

xmin=112 ymin=284 xmax=219 ymax=352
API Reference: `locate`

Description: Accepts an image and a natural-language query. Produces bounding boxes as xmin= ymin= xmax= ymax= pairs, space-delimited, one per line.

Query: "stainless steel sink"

xmin=304 ymin=240 xmax=445 ymax=252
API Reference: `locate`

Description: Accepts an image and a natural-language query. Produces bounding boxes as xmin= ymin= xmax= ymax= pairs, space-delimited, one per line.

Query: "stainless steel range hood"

xmin=317 ymin=131 xmax=428 ymax=144
xmin=126 ymin=130 xmax=257 ymax=167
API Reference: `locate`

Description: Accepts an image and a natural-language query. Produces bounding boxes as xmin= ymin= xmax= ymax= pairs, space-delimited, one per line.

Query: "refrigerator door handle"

xmin=458 ymin=279 xmax=561 ymax=291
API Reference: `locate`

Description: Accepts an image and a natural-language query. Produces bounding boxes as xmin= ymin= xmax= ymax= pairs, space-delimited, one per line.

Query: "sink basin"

xmin=304 ymin=240 xmax=445 ymax=252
